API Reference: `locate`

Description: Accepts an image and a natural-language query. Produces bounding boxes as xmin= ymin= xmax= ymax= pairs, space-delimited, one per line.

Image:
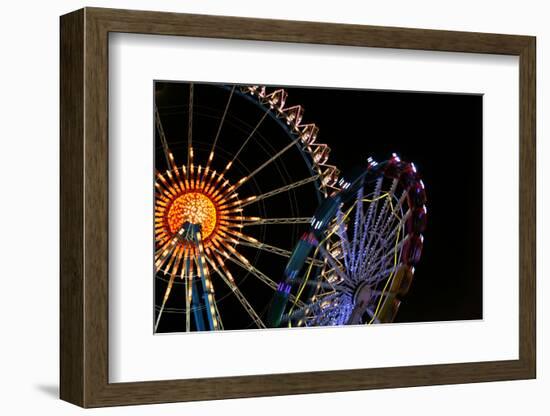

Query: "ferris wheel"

xmin=153 ymin=83 xmax=339 ymax=332
xmin=268 ymin=154 xmax=427 ymax=328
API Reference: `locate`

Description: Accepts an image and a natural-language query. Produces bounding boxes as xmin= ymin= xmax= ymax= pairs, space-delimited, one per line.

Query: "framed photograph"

xmin=60 ymin=7 xmax=536 ymax=408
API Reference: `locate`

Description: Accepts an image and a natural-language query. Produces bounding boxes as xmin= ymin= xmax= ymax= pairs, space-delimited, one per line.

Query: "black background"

xmin=154 ymin=82 xmax=482 ymax=332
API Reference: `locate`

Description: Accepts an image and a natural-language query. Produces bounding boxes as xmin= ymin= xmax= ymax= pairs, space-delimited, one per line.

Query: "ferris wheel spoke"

xmin=368 ymin=190 xmax=407 ymax=260
xmin=216 ymin=248 xmax=306 ymax=308
xmin=183 ymin=256 xmax=192 ymax=332
xmin=218 ymin=230 xmax=257 ymax=249
xmin=336 ymin=207 xmax=351 ymax=272
xmin=314 ymin=289 xmax=339 ymax=300
xmin=154 ymin=226 xmax=190 ymax=267
xmin=215 ymin=248 xmax=277 ymax=291
xmin=205 ymin=256 xmax=266 ymax=329
xmin=231 ymin=136 xmax=302 ymax=192
xmin=240 ymin=175 xmax=320 ymax=208
xmin=207 ymin=85 xmax=235 ymax=169
xmin=356 ymin=177 xmax=384 ymax=273
xmin=364 ymin=179 xmax=398 ymax=257
xmin=155 ymin=241 xmax=178 ymax=273
xmin=199 ymin=251 xmax=224 ymax=331
xmin=363 ymin=234 xmax=403 ymax=276
xmin=187 ymin=83 xmax=194 ymax=171
xmin=363 ymin=227 xmax=404 ymax=280
xmin=154 ymin=104 xmax=175 ymax=168
xmin=154 ymin=237 xmax=177 ymax=261
xmin=164 ymin=244 xmax=184 ymax=275
xmin=223 ymin=242 xmax=253 ymax=267
xmin=289 ymin=278 xmax=336 ymax=291
xmin=237 ymin=240 xmax=324 ymax=267
xmin=241 ymin=217 xmax=312 ymax=226
xmin=225 ymin=109 xmax=269 ymax=172
xmin=212 ymin=298 xmax=224 ymax=330
xmin=362 ymin=235 xmax=406 ymax=280
xmin=154 ymin=270 xmax=177 ymax=333
xmin=195 ymin=232 xmax=221 ymax=330
xmin=360 ymin=228 xmax=400 ymax=280
xmin=361 ymin=266 xmax=400 ymax=286
xmin=156 ymin=171 xmax=180 ymax=196
xmin=360 ymin=208 xmax=407 ymax=278
xmin=349 ymin=187 xmax=364 ymax=272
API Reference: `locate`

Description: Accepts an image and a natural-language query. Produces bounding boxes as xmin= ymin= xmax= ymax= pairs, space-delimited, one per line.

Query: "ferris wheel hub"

xmin=168 ymin=191 xmax=217 ymax=239
xmin=157 ymin=161 xmax=245 ymax=255
xmin=348 ymin=281 xmax=374 ymax=325
xmin=352 ymin=280 xmax=372 ymax=305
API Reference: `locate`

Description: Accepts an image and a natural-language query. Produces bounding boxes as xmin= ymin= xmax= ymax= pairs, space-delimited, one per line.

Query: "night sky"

xmin=154 ymin=81 xmax=482 ymax=333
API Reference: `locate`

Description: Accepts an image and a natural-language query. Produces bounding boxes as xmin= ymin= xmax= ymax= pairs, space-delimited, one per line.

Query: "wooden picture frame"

xmin=60 ymin=7 xmax=536 ymax=408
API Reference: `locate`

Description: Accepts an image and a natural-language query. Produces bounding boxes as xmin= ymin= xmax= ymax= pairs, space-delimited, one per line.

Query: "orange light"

xmin=167 ymin=192 xmax=217 ymax=239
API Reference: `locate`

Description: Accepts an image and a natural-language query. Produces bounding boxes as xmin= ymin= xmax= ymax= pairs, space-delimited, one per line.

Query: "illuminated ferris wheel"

xmin=268 ymin=154 xmax=427 ymax=328
xmin=154 ymin=83 xmax=339 ymax=332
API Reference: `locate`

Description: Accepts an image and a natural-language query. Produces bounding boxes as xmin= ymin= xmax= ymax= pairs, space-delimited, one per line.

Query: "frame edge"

xmin=518 ymin=36 xmax=536 ymax=379
xmin=60 ymin=8 xmax=86 ymax=408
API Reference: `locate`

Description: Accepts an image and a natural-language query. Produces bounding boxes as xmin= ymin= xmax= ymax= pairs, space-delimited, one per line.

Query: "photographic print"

xmin=153 ymin=82 xmax=482 ymax=333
